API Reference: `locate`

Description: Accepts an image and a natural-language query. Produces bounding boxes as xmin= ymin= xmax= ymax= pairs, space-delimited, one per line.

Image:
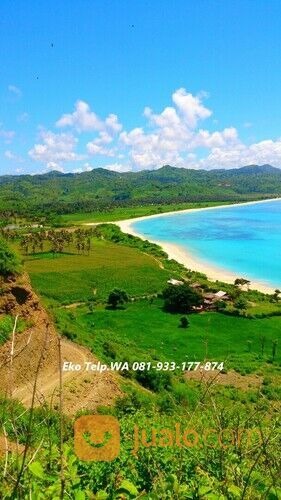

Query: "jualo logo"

xmin=74 ymin=415 xmax=120 ymax=461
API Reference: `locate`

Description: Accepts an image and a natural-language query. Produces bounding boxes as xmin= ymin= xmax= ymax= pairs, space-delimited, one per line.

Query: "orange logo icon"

xmin=74 ymin=415 xmax=120 ymax=461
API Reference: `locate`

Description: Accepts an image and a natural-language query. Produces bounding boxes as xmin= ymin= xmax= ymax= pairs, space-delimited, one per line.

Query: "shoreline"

xmin=86 ymin=198 xmax=281 ymax=294
xmin=117 ymin=196 xmax=281 ymax=225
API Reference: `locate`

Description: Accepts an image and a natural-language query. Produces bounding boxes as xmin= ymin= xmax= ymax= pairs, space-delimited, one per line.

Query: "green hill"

xmin=1 ymin=164 xmax=281 ymax=216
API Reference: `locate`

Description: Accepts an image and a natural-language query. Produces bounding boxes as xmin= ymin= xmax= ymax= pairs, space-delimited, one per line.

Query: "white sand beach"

xmin=86 ymin=198 xmax=281 ymax=294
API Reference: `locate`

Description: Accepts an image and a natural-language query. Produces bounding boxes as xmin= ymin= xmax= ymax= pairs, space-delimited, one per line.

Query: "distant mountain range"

xmin=1 ymin=164 xmax=281 ymax=215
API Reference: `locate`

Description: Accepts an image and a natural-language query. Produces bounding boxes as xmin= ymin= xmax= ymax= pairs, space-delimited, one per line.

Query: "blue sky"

xmin=1 ymin=0 xmax=281 ymax=175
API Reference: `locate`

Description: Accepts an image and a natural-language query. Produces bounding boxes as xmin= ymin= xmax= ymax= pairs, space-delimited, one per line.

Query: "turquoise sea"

xmin=132 ymin=200 xmax=281 ymax=289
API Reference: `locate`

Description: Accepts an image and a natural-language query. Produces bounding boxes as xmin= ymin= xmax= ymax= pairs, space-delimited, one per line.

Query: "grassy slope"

xmin=55 ymin=300 xmax=281 ymax=367
xmin=3 ymin=230 xmax=280 ymax=497
xmin=25 ymin=239 xmax=170 ymax=303
xmin=59 ymin=201 xmax=232 ymax=225
xmin=1 ymin=165 xmax=281 ymax=215
xmin=22 ymin=237 xmax=281 ymax=370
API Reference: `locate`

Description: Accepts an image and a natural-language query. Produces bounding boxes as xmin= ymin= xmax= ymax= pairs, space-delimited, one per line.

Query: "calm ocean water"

xmin=132 ymin=200 xmax=281 ymax=288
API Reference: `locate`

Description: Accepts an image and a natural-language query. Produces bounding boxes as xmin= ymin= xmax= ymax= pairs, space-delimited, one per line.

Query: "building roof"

xmin=190 ymin=282 xmax=202 ymax=288
xmin=167 ymin=278 xmax=184 ymax=286
xmin=215 ymin=290 xmax=227 ymax=298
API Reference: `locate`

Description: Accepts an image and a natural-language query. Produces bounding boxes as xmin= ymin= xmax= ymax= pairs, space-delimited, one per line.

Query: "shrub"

xmin=162 ymin=283 xmax=203 ymax=313
xmin=179 ymin=316 xmax=189 ymax=328
xmin=0 ymin=238 xmax=21 ymax=277
xmin=103 ymin=340 xmax=117 ymax=359
xmin=107 ymin=288 xmax=129 ymax=309
xmin=234 ymin=296 xmax=248 ymax=311
xmin=62 ymin=329 xmax=77 ymax=341
xmin=135 ymin=369 xmax=172 ymax=392
xmin=0 ymin=316 xmax=13 ymax=345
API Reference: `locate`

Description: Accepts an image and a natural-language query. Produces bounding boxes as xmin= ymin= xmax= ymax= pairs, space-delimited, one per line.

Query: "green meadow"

xmin=23 ymin=236 xmax=281 ymax=370
xmin=58 ymin=201 xmax=232 ymax=225
xmin=2 ymin=224 xmax=281 ymax=498
xmin=25 ymin=238 xmax=170 ymax=303
xmin=55 ymin=300 xmax=281 ymax=367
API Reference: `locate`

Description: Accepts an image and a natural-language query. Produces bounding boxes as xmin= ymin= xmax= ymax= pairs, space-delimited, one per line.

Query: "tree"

xmin=215 ymin=300 xmax=227 ymax=312
xmin=107 ymin=288 xmax=129 ymax=309
xmin=179 ymin=316 xmax=189 ymax=328
xmin=234 ymin=278 xmax=251 ymax=290
xmin=234 ymin=296 xmax=248 ymax=312
xmin=162 ymin=284 xmax=203 ymax=314
xmin=0 ymin=238 xmax=21 ymax=277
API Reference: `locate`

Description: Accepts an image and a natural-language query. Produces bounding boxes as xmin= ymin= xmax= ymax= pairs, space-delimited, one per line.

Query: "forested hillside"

xmin=0 ymin=164 xmax=281 ymax=216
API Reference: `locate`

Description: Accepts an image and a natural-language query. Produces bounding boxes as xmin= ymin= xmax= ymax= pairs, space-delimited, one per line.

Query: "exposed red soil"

xmin=0 ymin=274 xmax=122 ymax=416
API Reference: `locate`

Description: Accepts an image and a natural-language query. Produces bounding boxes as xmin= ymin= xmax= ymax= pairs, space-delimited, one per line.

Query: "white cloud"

xmin=8 ymin=84 xmax=22 ymax=98
xmin=119 ymin=89 xmax=213 ymax=169
xmin=94 ymin=131 xmax=114 ymax=145
xmin=56 ymin=100 xmax=102 ymax=131
xmin=83 ymin=162 xmax=93 ymax=172
xmin=25 ymin=88 xmax=281 ymax=174
xmin=56 ymin=100 xmax=122 ymax=135
xmin=28 ymin=130 xmax=85 ymax=168
xmin=86 ymin=142 xmax=115 ymax=156
xmin=86 ymin=130 xmax=115 ymax=157
xmin=198 ymin=138 xmax=281 ymax=170
xmin=189 ymin=127 xmax=239 ymax=149
xmin=172 ymin=88 xmax=212 ymax=128
xmin=0 ymin=126 xmax=15 ymax=143
xmin=105 ymin=114 xmax=122 ymax=133
xmin=4 ymin=150 xmax=23 ymax=163
xmin=105 ymin=163 xmax=132 ymax=173
xmin=46 ymin=161 xmax=64 ymax=172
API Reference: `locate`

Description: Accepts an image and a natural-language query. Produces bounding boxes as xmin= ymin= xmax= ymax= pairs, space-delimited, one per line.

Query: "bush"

xmin=107 ymin=288 xmax=129 ymax=309
xmin=0 ymin=238 xmax=21 ymax=277
xmin=179 ymin=316 xmax=189 ymax=328
xmin=115 ymin=390 xmax=151 ymax=415
xmin=135 ymin=369 xmax=172 ymax=392
xmin=62 ymin=329 xmax=77 ymax=341
xmin=103 ymin=340 xmax=117 ymax=359
xmin=234 ymin=296 xmax=248 ymax=311
xmin=162 ymin=283 xmax=203 ymax=313
xmin=0 ymin=316 xmax=13 ymax=345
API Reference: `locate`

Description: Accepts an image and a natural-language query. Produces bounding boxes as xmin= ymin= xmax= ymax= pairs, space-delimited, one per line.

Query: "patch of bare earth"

xmin=185 ymin=368 xmax=263 ymax=390
xmin=61 ymin=302 xmax=85 ymax=309
xmin=0 ymin=274 xmax=122 ymax=416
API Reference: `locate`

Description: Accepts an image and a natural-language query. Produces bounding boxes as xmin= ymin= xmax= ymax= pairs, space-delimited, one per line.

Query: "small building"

xmin=203 ymin=290 xmax=230 ymax=310
xmin=190 ymin=282 xmax=203 ymax=292
xmin=167 ymin=278 xmax=184 ymax=286
xmin=214 ymin=290 xmax=230 ymax=300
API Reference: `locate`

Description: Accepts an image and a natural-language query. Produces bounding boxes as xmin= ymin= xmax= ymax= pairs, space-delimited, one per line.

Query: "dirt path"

xmin=0 ymin=274 xmax=122 ymax=416
xmin=12 ymin=337 xmax=122 ymax=415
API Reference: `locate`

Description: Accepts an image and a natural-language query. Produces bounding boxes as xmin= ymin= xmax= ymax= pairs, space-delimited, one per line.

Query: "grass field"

xmin=25 ymin=238 xmax=171 ymax=303
xmin=59 ymin=201 xmax=233 ymax=225
xmin=54 ymin=300 xmax=281 ymax=368
xmin=5 ymin=221 xmax=280 ymax=497
xmin=20 ymin=234 xmax=281 ymax=375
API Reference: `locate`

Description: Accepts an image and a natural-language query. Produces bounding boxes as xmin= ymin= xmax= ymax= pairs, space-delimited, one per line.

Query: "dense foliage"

xmin=0 ymin=387 xmax=280 ymax=498
xmin=107 ymin=288 xmax=129 ymax=309
xmin=0 ymin=237 xmax=21 ymax=276
xmin=0 ymin=164 xmax=281 ymax=216
xmin=162 ymin=283 xmax=204 ymax=313
xmin=0 ymin=209 xmax=280 ymax=498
